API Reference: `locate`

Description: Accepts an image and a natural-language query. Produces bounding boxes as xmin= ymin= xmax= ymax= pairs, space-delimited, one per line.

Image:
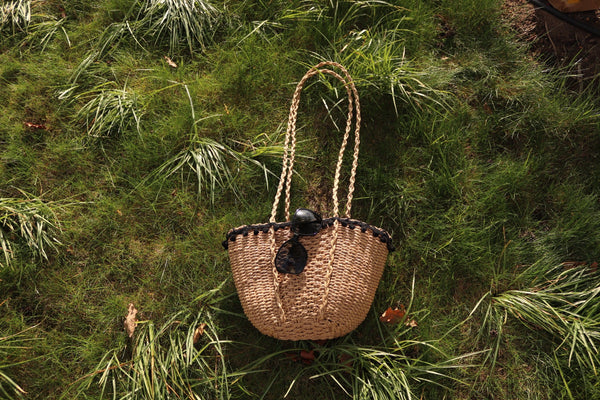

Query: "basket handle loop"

xmin=269 ymin=61 xmax=361 ymax=223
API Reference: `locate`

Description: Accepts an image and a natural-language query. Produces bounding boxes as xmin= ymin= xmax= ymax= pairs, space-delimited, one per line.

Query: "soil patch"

xmin=503 ymin=0 xmax=600 ymax=84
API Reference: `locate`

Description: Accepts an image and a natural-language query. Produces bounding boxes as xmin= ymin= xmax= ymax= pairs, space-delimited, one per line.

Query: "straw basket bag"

xmin=222 ymin=62 xmax=394 ymax=341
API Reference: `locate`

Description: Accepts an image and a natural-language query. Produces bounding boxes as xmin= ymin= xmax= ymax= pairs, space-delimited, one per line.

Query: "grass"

xmin=0 ymin=327 xmax=35 ymax=399
xmin=71 ymin=82 xmax=142 ymax=140
xmin=71 ymin=278 xmax=480 ymax=399
xmin=0 ymin=193 xmax=62 ymax=270
xmin=136 ymin=0 xmax=223 ymax=55
xmin=1 ymin=0 xmax=600 ymax=398
xmin=72 ymin=297 xmax=239 ymax=399
xmin=69 ymin=0 xmax=225 ymax=83
xmin=483 ymin=262 xmax=600 ymax=365
xmin=0 ymin=0 xmax=31 ymax=35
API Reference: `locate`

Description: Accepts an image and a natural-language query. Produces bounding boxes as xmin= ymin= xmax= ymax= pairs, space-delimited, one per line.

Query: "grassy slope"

xmin=1 ymin=0 xmax=600 ymax=399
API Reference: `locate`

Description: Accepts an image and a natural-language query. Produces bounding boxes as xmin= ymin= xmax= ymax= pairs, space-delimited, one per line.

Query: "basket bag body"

xmin=223 ymin=62 xmax=393 ymax=341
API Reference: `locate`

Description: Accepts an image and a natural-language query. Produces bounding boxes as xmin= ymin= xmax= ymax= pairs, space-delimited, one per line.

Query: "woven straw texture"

xmin=227 ymin=222 xmax=388 ymax=340
xmin=224 ymin=61 xmax=391 ymax=340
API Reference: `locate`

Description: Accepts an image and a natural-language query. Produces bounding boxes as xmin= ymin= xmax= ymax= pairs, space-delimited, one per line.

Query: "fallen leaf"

xmin=193 ymin=323 xmax=207 ymax=344
xmin=405 ymin=319 xmax=418 ymax=328
xmin=124 ymin=303 xmax=138 ymax=338
xmin=164 ymin=56 xmax=177 ymax=68
xmin=285 ymin=349 xmax=317 ymax=365
xmin=379 ymin=305 xmax=406 ymax=324
xmin=299 ymin=350 xmax=316 ymax=365
xmin=24 ymin=122 xmax=48 ymax=130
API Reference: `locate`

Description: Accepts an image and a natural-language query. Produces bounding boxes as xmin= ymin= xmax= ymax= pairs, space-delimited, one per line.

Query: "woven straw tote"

xmin=223 ymin=61 xmax=394 ymax=341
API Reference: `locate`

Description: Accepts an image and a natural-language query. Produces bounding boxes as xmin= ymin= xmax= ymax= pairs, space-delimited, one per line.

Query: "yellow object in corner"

xmin=547 ymin=0 xmax=600 ymax=12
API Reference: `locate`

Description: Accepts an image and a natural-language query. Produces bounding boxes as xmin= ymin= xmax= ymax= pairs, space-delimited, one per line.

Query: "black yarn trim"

xmin=222 ymin=217 xmax=395 ymax=252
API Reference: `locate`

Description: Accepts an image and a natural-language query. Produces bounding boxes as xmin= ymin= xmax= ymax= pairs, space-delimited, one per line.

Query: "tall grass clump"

xmin=296 ymin=1 xmax=448 ymax=113
xmin=70 ymin=0 xmax=224 ymax=82
xmin=139 ymin=84 xmax=283 ymax=204
xmin=136 ymin=0 xmax=222 ymax=55
xmin=1 ymin=0 xmax=70 ymax=51
xmin=264 ymin=335 xmax=479 ymax=399
xmin=143 ymin=131 xmax=282 ymax=205
xmin=0 ymin=0 xmax=31 ymax=35
xmin=72 ymin=82 xmax=142 ymax=140
xmin=74 ymin=286 xmax=248 ymax=399
xmin=22 ymin=16 xmax=70 ymax=52
xmin=473 ymin=261 xmax=600 ymax=396
xmin=147 ymin=136 xmax=241 ymax=204
xmin=82 ymin=312 xmax=236 ymax=399
xmin=0 ymin=194 xmax=61 ymax=270
xmin=315 ymin=28 xmax=448 ymax=113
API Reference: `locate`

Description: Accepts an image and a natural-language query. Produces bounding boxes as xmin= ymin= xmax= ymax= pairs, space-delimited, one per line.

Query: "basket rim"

xmin=222 ymin=217 xmax=394 ymax=252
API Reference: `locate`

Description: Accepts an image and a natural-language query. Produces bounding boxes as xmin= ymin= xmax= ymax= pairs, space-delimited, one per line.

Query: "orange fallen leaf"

xmin=286 ymin=349 xmax=317 ymax=365
xmin=379 ymin=305 xmax=406 ymax=324
xmin=299 ymin=350 xmax=316 ymax=365
xmin=300 ymin=350 xmax=315 ymax=360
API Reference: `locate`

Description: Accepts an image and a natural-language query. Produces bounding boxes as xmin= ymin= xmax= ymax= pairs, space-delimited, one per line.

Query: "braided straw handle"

xmin=268 ymin=61 xmax=361 ymax=321
xmin=269 ymin=61 xmax=361 ymax=223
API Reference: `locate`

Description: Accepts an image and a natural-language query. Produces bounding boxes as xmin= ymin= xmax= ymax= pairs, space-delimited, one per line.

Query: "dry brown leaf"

xmin=193 ymin=323 xmax=207 ymax=344
xmin=299 ymin=350 xmax=316 ymax=364
xmin=24 ymin=122 xmax=48 ymax=130
xmin=164 ymin=56 xmax=178 ymax=68
xmin=124 ymin=303 xmax=138 ymax=338
xmin=405 ymin=319 xmax=418 ymax=328
xmin=379 ymin=305 xmax=406 ymax=324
